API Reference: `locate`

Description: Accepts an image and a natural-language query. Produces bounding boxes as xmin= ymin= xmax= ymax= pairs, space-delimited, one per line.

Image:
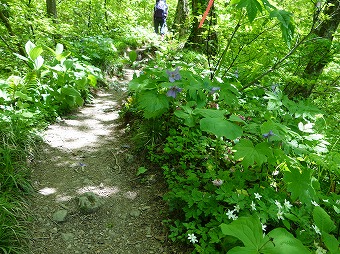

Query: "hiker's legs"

xmin=154 ymin=18 xmax=161 ymax=34
xmin=160 ymin=18 xmax=167 ymax=35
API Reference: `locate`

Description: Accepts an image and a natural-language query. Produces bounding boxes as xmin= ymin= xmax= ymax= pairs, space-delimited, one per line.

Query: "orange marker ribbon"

xmin=198 ymin=0 xmax=215 ymax=28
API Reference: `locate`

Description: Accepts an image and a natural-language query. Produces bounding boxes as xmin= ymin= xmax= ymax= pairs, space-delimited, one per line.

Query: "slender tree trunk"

xmin=46 ymin=0 xmax=57 ymax=21
xmin=88 ymin=0 xmax=92 ymax=30
xmin=172 ymin=0 xmax=190 ymax=39
xmin=104 ymin=0 xmax=109 ymax=31
xmin=184 ymin=0 xmax=218 ymax=55
xmin=285 ymin=0 xmax=340 ymax=98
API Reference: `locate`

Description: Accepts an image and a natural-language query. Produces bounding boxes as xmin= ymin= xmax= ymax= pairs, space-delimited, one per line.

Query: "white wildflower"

xmin=226 ymin=209 xmax=235 ymax=220
xmin=315 ymin=246 xmax=327 ymax=254
xmin=261 ymin=223 xmax=267 ymax=232
xmin=272 ymin=170 xmax=279 ymax=176
xmin=231 ymin=214 xmax=238 ymax=220
xmin=212 ymin=179 xmax=224 ymax=187
xmin=275 ymin=200 xmax=283 ymax=209
xmin=312 ymin=225 xmax=321 ymax=235
xmin=284 ymin=199 xmax=293 ymax=210
xmin=254 ymin=193 xmax=262 ymax=200
xmin=277 ymin=210 xmax=284 ymax=220
xmin=312 ymin=201 xmax=319 ymax=206
xmin=250 ymin=201 xmax=256 ymax=211
xmin=234 ymin=204 xmax=240 ymax=212
xmin=187 ymin=233 xmax=198 ymax=244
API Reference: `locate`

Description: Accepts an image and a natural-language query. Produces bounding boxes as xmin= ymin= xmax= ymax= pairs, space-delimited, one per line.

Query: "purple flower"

xmin=166 ymin=86 xmax=182 ymax=98
xmin=271 ymin=84 xmax=278 ymax=92
xmin=166 ymin=67 xmax=181 ymax=82
xmin=210 ymin=87 xmax=220 ymax=94
xmin=263 ymin=130 xmax=274 ymax=138
xmin=234 ymin=69 xmax=239 ymax=79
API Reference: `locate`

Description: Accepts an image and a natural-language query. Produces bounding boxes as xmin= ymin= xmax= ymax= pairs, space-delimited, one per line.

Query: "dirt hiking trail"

xmin=28 ymin=81 xmax=183 ymax=254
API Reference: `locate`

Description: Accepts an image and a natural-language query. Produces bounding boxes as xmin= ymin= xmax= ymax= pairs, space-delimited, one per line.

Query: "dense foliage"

xmin=122 ymin=63 xmax=339 ymax=253
xmin=0 ymin=0 xmax=339 ymax=253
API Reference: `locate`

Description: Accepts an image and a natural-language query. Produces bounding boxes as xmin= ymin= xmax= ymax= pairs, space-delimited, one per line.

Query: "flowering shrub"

xmin=123 ymin=66 xmax=340 ymax=253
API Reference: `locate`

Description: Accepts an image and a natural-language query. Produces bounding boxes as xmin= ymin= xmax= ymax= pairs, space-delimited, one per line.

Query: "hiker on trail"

xmin=153 ymin=0 xmax=168 ymax=38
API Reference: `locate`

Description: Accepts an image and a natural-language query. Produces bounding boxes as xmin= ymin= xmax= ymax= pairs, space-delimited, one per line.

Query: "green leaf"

xmin=269 ymin=10 xmax=292 ymax=29
xmin=14 ymin=91 xmax=32 ymax=101
xmin=136 ymin=167 xmax=148 ymax=176
xmin=237 ymin=0 xmax=262 ymax=23
xmin=313 ymin=206 xmax=336 ymax=234
xmin=322 ymin=233 xmax=340 ymax=254
xmin=230 ymin=0 xmax=241 ymax=4
xmin=221 ymin=217 xmax=265 ymax=248
xmin=29 ymin=46 xmax=43 ymax=61
xmin=87 ymin=74 xmax=97 ymax=87
xmin=200 ymin=118 xmax=243 ymax=139
xmin=56 ymin=52 xmax=71 ymax=61
xmin=228 ymin=246 xmax=259 ymax=254
xmin=270 ymin=10 xmax=294 ymax=46
xmin=234 ymin=140 xmax=269 ymax=168
xmin=129 ymin=50 xmax=138 ymax=62
xmin=229 ymin=115 xmax=246 ymax=124
xmin=265 ymin=228 xmax=310 ymax=254
xmin=138 ymin=91 xmax=169 ymax=118
xmin=283 ymin=167 xmax=317 ymax=204
xmin=174 ymin=108 xmax=196 ymax=127
xmin=21 ymin=111 xmax=34 ymax=118
xmin=219 ymin=88 xmax=239 ymax=106
xmin=195 ymin=108 xmax=227 ymax=118
xmin=61 ymin=86 xmax=82 ymax=97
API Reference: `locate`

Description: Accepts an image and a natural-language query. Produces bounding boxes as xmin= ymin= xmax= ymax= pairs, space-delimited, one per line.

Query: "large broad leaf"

xmin=234 ymin=140 xmax=270 ymax=168
xmin=195 ymin=108 xmax=227 ymax=118
xmin=313 ymin=206 xmax=336 ymax=234
xmin=221 ymin=217 xmax=271 ymax=253
xmin=228 ymin=246 xmax=259 ymax=254
xmin=219 ymin=88 xmax=239 ymax=106
xmin=269 ymin=9 xmax=294 ymax=46
xmin=200 ymin=118 xmax=243 ymax=139
xmin=138 ymin=91 xmax=169 ymax=118
xmin=174 ymin=106 xmax=196 ymax=127
xmin=322 ymin=233 xmax=340 ymax=254
xmin=129 ymin=50 xmax=138 ymax=62
xmin=265 ymin=228 xmax=310 ymax=254
xmin=270 ymin=9 xmax=292 ymax=29
xmin=237 ymin=0 xmax=262 ymax=23
xmin=60 ymin=86 xmax=84 ymax=106
xmin=283 ymin=167 xmax=317 ymax=204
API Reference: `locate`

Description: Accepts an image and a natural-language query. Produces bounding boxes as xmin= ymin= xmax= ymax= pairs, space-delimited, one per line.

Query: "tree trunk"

xmin=46 ymin=0 xmax=57 ymax=21
xmin=184 ymin=0 xmax=218 ymax=55
xmin=285 ymin=0 xmax=340 ymax=98
xmin=172 ymin=0 xmax=190 ymax=39
xmin=0 ymin=9 xmax=26 ymax=57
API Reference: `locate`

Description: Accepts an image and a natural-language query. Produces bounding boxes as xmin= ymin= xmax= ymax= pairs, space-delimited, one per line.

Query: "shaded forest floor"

xmin=27 ymin=72 xmax=185 ymax=253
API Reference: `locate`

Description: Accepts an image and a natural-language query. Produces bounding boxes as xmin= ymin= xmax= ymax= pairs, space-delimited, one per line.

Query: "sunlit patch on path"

xmin=28 ymin=89 xmax=171 ymax=253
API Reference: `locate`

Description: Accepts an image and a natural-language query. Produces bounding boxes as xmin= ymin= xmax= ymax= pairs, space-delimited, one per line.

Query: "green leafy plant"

xmin=123 ymin=66 xmax=339 ymax=253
